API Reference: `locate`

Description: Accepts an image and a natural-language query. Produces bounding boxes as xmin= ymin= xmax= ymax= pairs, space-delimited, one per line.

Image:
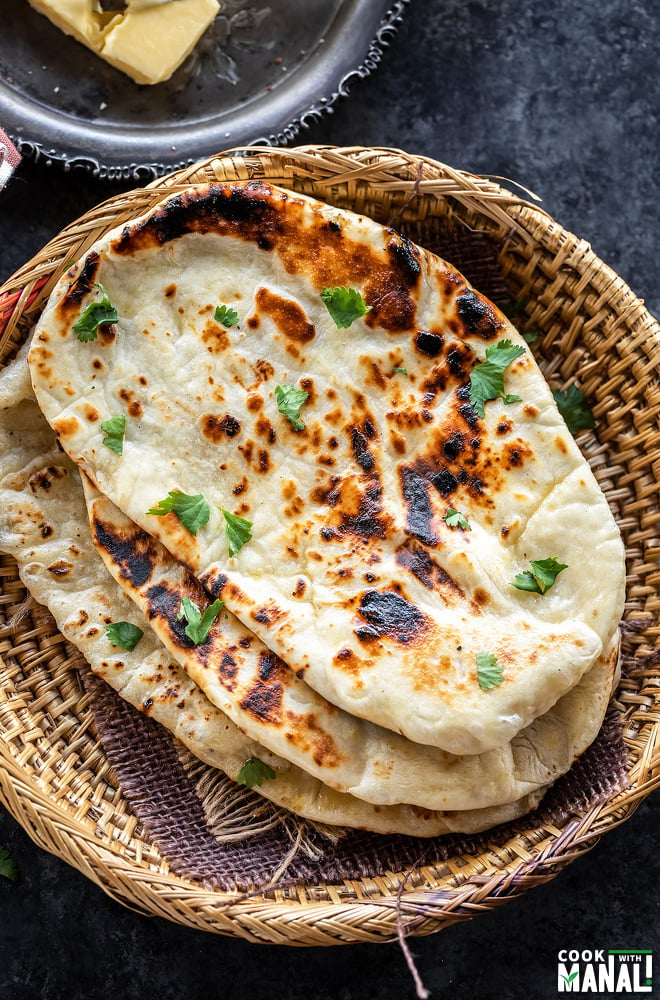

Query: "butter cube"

xmin=27 ymin=0 xmax=220 ymax=85
xmin=102 ymin=0 xmax=220 ymax=84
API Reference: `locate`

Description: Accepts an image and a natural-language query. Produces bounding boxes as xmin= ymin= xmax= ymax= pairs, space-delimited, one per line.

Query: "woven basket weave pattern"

xmin=0 ymin=146 xmax=658 ymax=942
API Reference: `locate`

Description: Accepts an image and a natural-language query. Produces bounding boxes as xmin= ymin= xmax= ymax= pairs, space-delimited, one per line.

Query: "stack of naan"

xmin=0 ymin=181 xmax=626 ymax=837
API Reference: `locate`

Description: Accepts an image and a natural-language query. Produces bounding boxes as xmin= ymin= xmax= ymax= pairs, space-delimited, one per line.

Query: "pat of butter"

xmin=27 ymin=0 xmax=220 ymax=85
xmin=102 ymin=0 xmax=220 ymax=85
xmin=27 ymin=0 xmax=115 ymax=50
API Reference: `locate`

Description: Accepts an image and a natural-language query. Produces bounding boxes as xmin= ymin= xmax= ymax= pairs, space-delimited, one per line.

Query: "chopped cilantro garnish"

xmin=147 ymin=490 xmax=210 ymax=536
xmin=214 ymin=304 xmax=240 ymax=328
xmin=104 ymin=621 xmax=144 ymax=651
xmin=0 ymin=845 xmax=18 ymax=882
xmin=320 ymin=286 xmax=371 ymax=328
xmin=72 ymin=283 xmax=118 ymax=342
xmin=220 ymin=508 xmax=253 ymax=557
xmin=500 ymin=297 xmax=529 ymax=319
xmin=392 ymin=366 xmax=409 ymax=375
xmin=237 ymin=756 xmax=276 ymax=789
xmin=443 ymin=508 xmax=471 ymax=531
xmin=468 ymin=339 xmax=526 ymax=418
xmin=552 ymin=384 xmax=596 ymax=435
xmin=476 ymin=651 xmax=504 ymax=691
xmin=275 ymin=384 xmax=309 ymax=431
xmin=101 ymin=414 xmax=126 ymax=455
xmin=512 ymin=556 xmax=568 ymax=595
xmin=177 ymin=596 xmax=223 ymax=644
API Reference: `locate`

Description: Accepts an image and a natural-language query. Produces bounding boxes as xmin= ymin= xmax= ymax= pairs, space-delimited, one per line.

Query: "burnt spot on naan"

xmin=238 ymin=651 xmax=285 ymax=725
xmin=251 ymin=358 xmax=274 ymax=383
xmin=117 ymin=389 xmax=142 ymax=419
xmin=237 ymin=438 xmax=272 ymax=474
xmin=28 ymin=465 xmax=68 ymax=494
xmin=400 ymin=466 xmax=439 ymax=547
xmin=56 ymin=251 xmax=101 ymax=324
xmin=254 ymin=413 xmax=276 ymax=443
xmin=387 ymin=233 xmax=422 ymax=284
xmin=396 ymin=543 xmax=466 ymax=601
xmin=201 ymin=413 xmax=242 ymax=442
xmin=255 ymin=287 xmax=316 ymax=344
xmin=351 ymin=425 xmax=376 ymax=473
xmin=361 ymin=233 xmax=421 ymax=331
xmin=354 ymin=589 xmax=431 ymax=645
xmin=111 ymin=182 xmax=285 ymax=256
xmin=91 ymin=513 xmax=161 ymax=589
xmin=316 ymin=476 xmax=390 ymax=542
xmin=364 ymin=270 xmax=416 ymax=332
xmin=201 ymin=570 xmax=229 ymax=601
xmin=418 ymin=341 xmax=475 ymax=405
xmin=415 ymin=330 xmax=444 ymax=358
xmin=251 ymin=601 xmax=288 ymax=627
xmin=215 ymin=651 xmax=238 ymax=692
xmin=455 ymin=289 xmax=504 ymax=341
xmin=144 ymin=582 xmax=192 ymax=646
xmin=47 ymin=559 xmax=73 ymax=577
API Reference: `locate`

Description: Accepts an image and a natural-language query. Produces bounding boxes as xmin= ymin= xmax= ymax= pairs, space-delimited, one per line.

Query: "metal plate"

xmin=0 ymin=0 xmax=408 ymax=180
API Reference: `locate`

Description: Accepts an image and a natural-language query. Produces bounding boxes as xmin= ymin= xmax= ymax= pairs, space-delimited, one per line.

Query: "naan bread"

xmin=0 ymin=353 xmax=550 ymax=837
xmin=28 ymin=181 xmax=625 ymax=754
xmin=85 ymin=474 xmax=620 ymax=811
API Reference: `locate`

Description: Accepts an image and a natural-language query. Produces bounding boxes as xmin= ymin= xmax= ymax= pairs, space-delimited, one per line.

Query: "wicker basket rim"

xmin=0 ymin=145 xmax=658 ymax=944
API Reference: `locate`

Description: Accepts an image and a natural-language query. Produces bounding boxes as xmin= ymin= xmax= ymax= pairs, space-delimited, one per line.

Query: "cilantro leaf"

xmin=512 ymin=556 xmax=568 ymax=595
xmin=72 ymin=283 xmax=119 ymax=342
xmin=320 ymin=286 xmax=371 ymax=328
xmin=476 ymin=651 xmax=504 ymax=691
xmin=275 ymin=384 xmax=309 ymax=431
xmin=0 ymin=845 xmax=18 ymax=882
xmin=214 ymin=304 xmax=239 ymax=328
xmin=443 ymin=507 xmax=471 ymax=531
xmin=392 ymin=366 xmax=408 ymax=375
xmin=220 ymin=508 xmax=253 ymax=556
xmin=499 ymin=299 xmax=539 ymax=345
xmin=147 ymin=490 xmax=210 ymax=536
xmin=468 ymin=339 xmax=526 ymax=418
xmin=237 ymin=756 xmax=276 ymax=789
xmin=101 ymin=414 xmax=126 ymax=455
xmin=552 ymin=384 xmax=596 ymax=435
xmin=499 ymin=297 xmax=529 ymax=319
xmin=176 ymin=596 xmax=223 ymax=644
xmin=104 ymin=621 xmax=144 ymax=651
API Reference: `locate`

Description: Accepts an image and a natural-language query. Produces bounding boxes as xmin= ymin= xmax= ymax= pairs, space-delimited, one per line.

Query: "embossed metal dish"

xmin=0 ymin=0 xmax=408 ymax=180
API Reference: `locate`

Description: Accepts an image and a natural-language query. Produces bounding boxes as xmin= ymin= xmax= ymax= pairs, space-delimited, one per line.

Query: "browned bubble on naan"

xmin=28 ymin=181 xmax=625 ymax=754
xmin=0 ymin=353 xmax=557 ymax=837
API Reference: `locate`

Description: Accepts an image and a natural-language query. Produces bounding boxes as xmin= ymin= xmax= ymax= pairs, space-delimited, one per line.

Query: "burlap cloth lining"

xmin=81 ymin=665 xmax=629 ymax=893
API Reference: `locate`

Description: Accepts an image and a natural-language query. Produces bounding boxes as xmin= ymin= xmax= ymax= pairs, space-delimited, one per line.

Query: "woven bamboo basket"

xmin=0 ymin=145 xmax=658 ymax=944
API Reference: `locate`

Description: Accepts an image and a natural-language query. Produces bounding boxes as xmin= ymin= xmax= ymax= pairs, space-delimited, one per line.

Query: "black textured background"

xmin=0 ymin=1 xmax=658 ymax=998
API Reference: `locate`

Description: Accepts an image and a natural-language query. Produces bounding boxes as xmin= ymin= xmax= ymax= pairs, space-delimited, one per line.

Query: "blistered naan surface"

xmin=29 ymin=182 xmax=626 ymax=753
xmin=85 ymin=478 xmax=619 ymax=811
xmin=0 ymin=353 xmax=559 ymax=836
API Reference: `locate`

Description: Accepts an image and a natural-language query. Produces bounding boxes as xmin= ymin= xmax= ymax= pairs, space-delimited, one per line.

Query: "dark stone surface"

xmin=0 ymin=0 xmax=658 ymax=997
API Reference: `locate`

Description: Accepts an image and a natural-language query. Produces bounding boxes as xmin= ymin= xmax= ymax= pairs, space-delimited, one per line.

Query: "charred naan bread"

xmin=28 ymin=181 xmax=626 ymax=755
xmin=0 ymin=354 xmax=551 ymax=836
xmin=84 ymin=476 xmax=619 ymax=811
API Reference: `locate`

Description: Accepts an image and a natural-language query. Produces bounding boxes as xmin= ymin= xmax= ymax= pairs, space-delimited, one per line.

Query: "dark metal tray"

xmin=0 ymin=0 xmax=408 ymax=179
